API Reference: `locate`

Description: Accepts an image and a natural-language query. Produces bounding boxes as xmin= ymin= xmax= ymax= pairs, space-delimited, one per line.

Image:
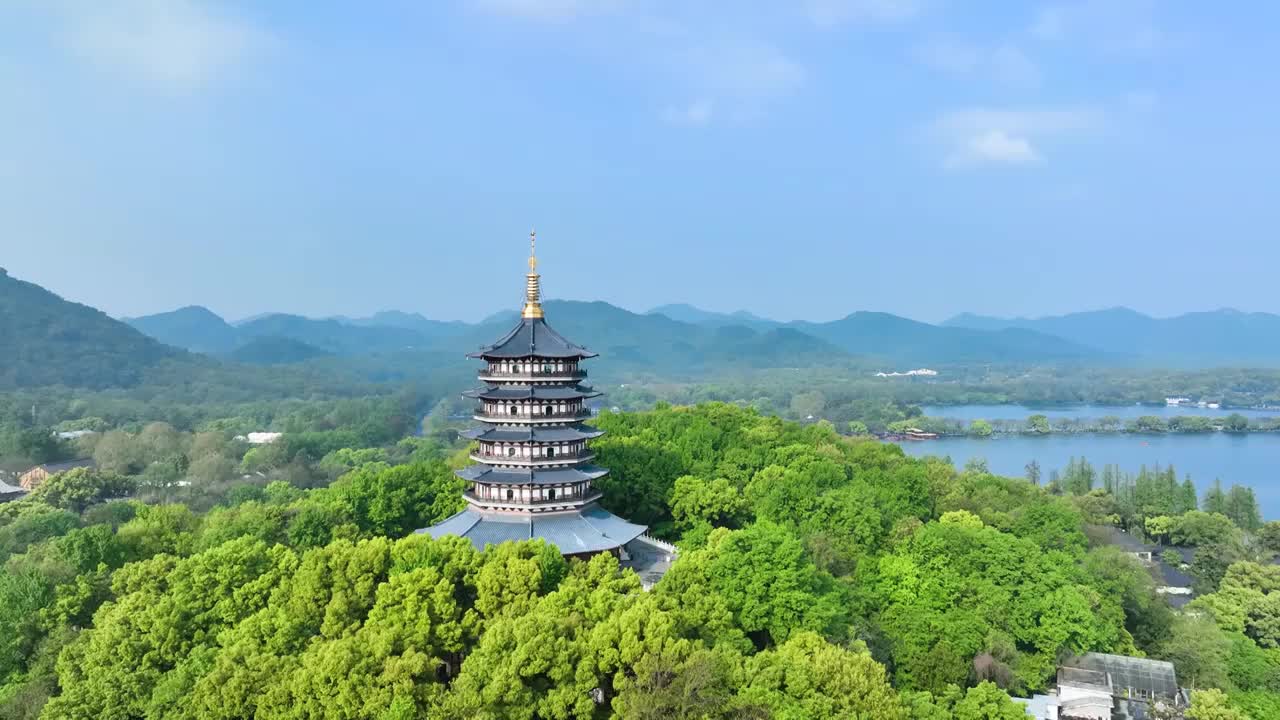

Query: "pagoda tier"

xmin=419 ymin=232 xmax=648 ymax=557
xmin=462 ymin=385 xmax=601 ymax=401
xmin=459 ymin=425 xmax=604 ymax=442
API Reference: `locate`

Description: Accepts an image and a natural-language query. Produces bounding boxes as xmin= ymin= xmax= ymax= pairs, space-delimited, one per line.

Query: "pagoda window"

xmin=508 ymin=405 xmax=518 ymax=416
xmin=505 ymin=489 xmax=513 ymax=501
xmin=513 ymin=364 xmax=522 ymax=374
xmin=547 ymin=446 xmax=556 ymax=458
xmin=506 ymin=447 xmax=515 ymax=457
xmin=547 ymin=488 xmax=556 ymax=501
xmin=544 ymin=405 xmax=554 ymax=416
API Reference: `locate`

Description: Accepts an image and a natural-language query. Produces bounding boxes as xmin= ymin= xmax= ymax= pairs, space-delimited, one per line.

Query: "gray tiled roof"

xmin=461 ymin=425 xmax=605 ymax=442
xmin=29 ymin=458 xmax=96 ymax=474
xmin=468 ymin=317 xmax=597 ymax=360
xmin=463 ymin=385 xmax=601 ymax=401
xmin=0 ymin=479 xmax=27 ymax=495
xmin=417 ymin=503 xmax=647 ymax=555
xmin=456 ymin=464 xmax=609 ymax=485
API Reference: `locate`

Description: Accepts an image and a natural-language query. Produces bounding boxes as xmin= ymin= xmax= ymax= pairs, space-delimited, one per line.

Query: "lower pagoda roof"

xmin=417 ymin=503 xmax=647 ymax=555
xmin=461 ymin=425 xmax=604 ymax=443
xmin=463 ymin=385 xmax=601 ymax=401
xmin=456 ymin=464 xmax=609 ymax=486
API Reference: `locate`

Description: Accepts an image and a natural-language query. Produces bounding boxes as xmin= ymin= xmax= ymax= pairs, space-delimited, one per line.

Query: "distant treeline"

xmin=608 ymin=366 xmax=1280 ymax=433
xmin=898 ymin=413 xmax=1280 ymax=437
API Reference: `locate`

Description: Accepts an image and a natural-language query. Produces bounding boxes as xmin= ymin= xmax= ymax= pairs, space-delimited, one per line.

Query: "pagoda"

xmin=420 ymin=232 xmax=649 ymax=558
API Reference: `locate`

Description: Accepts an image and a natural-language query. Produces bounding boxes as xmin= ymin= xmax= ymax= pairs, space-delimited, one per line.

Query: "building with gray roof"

xmin=420 ymin=233 xmax=656 ymax=560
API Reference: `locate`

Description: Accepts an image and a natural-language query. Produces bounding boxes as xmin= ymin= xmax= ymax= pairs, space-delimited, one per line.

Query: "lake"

xmin=896 ymin=431 xmax=1280 ymax=520
xmin=921 ymin=404 xmax=1280 ymax=421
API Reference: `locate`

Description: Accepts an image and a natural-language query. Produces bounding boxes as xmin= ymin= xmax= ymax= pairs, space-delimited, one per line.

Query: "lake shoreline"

xmin=893 ymin=429 xmax=1280 ymax=519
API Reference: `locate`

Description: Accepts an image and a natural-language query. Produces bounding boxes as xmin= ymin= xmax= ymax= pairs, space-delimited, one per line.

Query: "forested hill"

xmin=0 ymin=271 xmax=440 ymax=405
xmin=0 ymin=269 xmax=192 ymax=390
xmin=123 ymin=305 xmax=240 ymax=355
xmin=945 ymin=307 xmax=1280 ymax=365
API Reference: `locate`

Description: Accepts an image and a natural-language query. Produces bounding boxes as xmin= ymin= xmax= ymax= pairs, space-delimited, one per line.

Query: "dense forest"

xmin=2 ymin=404 xmax=1277 ymax=718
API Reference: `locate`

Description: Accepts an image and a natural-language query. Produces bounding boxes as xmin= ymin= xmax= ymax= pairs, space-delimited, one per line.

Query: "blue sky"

xmin=2 ymin=1 xmax=1277 ymax=323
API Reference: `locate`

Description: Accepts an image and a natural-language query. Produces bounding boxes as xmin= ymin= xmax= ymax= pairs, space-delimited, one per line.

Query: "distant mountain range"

xmin=944 ymin=307 xmax=1280 ymax=365
xmin=646 ymin=304 xmax=1094 ymax=363
xmin=125 ymin=300 xmax=1097 ymax=372
xmin=10 ymin=261 xmax=1280 ymax=394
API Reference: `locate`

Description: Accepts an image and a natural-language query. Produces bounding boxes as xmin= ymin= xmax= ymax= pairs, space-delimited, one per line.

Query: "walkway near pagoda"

xmin=622 ymin=536 xmax=678 ymax=590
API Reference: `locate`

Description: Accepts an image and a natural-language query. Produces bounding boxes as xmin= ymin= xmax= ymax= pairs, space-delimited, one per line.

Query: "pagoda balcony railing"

xmin=470 ymin=450 xmax=595 ymax=466
xmin=463 ymin=489 xmax=603 ymax=512
xmin=478 ymin=368 xmax=587 ymax=382
xmin=473 ymin=410 xmax=594 ymax=424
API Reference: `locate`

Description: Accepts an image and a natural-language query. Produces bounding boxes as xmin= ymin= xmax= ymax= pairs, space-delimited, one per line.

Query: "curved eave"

xmin=417 ymin=503 xmax=647 ymax=555
xmin=456 ymin=464 xmax=609 ymax=486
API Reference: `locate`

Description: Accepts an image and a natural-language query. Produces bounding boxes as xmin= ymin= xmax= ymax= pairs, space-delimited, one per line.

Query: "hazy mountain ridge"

xmin=792 ymin=311 xmax=1098 ymax=364
xmin=130 ymin=299 xmax=1101 ymax=370
xmin=647 ymin=303 xmax=780 ymax=330
xmin=944 ymin=307 xmax=1280 ymax=364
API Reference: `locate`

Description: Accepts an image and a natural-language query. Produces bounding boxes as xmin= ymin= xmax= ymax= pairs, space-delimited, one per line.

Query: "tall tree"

xmin=1024 ymin=460 xmax=1041 ymax=486
xmin=1204 ymin=479 xmax=1228 ymax=515
xmin=1177 ymin=476 xmax=1199 ymax=515
xmin=1224 ymin=485 xmax=1262 ymax=531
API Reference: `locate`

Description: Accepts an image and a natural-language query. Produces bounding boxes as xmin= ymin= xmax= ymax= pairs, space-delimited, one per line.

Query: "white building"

xmin=234 ymin=432 xmax=283 ymax=445
xmin=875 ymin=368 xmax=939 ymax=378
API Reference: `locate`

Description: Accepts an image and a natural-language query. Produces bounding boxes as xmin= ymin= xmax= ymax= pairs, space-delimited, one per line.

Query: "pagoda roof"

xmin=468 ymin=317 xmax=597 ymax=360
xmin=461 ymin=425 xmax=604 ymax=442
xmin=456 ymin=464 xmax=608 ymax=485
xmin=463 ymin=384 xmax=601 ymax=401
xmin=417 ymin=503 xmax=647 ymax=555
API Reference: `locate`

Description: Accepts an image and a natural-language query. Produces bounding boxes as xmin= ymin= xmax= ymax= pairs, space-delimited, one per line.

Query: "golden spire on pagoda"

xmin=522 ymin=229 xmax=544 ymax=319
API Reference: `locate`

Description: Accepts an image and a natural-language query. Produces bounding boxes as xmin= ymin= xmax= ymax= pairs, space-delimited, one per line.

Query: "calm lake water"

xmin=921 ymin=404 xmax=1280 ymax=421
xmin=896 ymin=431 xmax=1280 ymax=521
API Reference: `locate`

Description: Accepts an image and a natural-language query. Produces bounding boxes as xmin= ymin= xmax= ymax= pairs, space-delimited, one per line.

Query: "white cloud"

xmin=1029 ymin=1 xmax=1169 ymax=55
xmin=914 ymin=38 xmax=981 ymax=73
xmin=950 ymin=130 xmax=1039 ymax=167
xmin=1125 ymin=90 xmax=1158 ymax=111
xmin=467 ymin=2 xmax=806 ymax=125
xmin=915 ymin=39 xmax=1040 ymax=88
xmin=930 ymin=107 xmax=1102 ymax=168
xmin=689 ymin=43 xmax=806 ymax=102
xmin=806 ymin=0 xmax=922 ymax=27
xmin=662 ymin=99 xmax=714 ymax=127
xmin=55 ymin=0 xmax=267 ymax=91
xmin=658 ymin=41 xmax=805 ymax=124
xmin=988 ymin=45 xmax=1040 ymax=87
xmin=472 ymin=0 xmax=625 ymax=22
xmin=1030 ymin=6 xmax=1065 ymax=40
